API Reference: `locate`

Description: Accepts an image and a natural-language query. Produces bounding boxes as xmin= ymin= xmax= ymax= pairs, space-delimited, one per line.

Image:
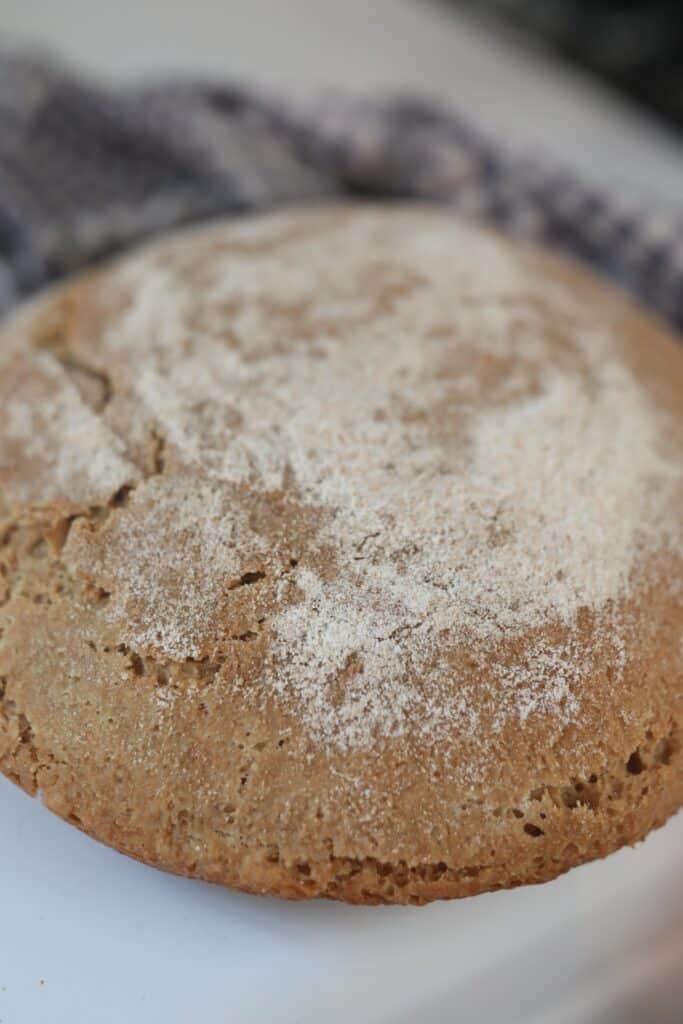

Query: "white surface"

xmin=1 ymin=776 xmax=683 ymax=1024
xmin=1 ymin=0 xmax=683 ymax=206
xmin=1 ymin=3 xmax=683 ymax=1022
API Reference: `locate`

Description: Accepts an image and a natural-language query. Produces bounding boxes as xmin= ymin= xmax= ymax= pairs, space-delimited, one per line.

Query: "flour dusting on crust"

xmin=0 ymin=348 xmax=137 ymax=513
xmin=4 ymin=205 xmax=682 ymax=761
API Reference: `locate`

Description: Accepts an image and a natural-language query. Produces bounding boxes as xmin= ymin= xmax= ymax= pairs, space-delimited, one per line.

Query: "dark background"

xmin=443 ymin=1 xmax=683 ymax=131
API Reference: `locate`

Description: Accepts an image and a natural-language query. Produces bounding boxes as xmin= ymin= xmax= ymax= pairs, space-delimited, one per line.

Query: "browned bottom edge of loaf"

xmin=3 ymin=719 xmax=682 ymax=906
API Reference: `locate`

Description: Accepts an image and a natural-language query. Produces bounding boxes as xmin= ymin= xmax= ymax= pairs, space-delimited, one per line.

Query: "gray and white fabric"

xmin=0 ymin=50 xmax=681 ymax=329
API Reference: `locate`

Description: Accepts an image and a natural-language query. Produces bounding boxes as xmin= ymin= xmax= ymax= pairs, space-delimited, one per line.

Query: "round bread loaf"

xmin=0 ymin=204 xmax=682 ymax=905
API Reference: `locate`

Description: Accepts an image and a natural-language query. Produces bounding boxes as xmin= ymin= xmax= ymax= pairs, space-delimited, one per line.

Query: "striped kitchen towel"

xmin=0 ymin=50 xmax=681 ymax=328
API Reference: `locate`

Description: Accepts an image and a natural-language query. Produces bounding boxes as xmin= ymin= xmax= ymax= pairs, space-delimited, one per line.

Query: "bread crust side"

xmin=2 ymin=705 xmax=680 ymax=904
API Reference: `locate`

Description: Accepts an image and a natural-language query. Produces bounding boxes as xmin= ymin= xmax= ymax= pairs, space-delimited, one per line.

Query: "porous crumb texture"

xmin=0 ymin=204 xmax=682 ymax=904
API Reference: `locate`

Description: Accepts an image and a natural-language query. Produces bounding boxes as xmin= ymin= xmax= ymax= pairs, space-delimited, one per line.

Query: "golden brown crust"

xmin=3 ymin=699 xmax=681 ymax=904
xmin=1 ymin=204 xmax=682 ymax=904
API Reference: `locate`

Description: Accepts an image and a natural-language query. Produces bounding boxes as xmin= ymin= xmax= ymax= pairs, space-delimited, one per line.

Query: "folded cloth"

xmin=0 ymin=51 xmax=681 ymax=329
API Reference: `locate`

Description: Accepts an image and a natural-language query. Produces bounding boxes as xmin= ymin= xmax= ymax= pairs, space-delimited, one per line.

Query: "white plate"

xmin=2 ymin=775 xmax=682 ymax=1024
